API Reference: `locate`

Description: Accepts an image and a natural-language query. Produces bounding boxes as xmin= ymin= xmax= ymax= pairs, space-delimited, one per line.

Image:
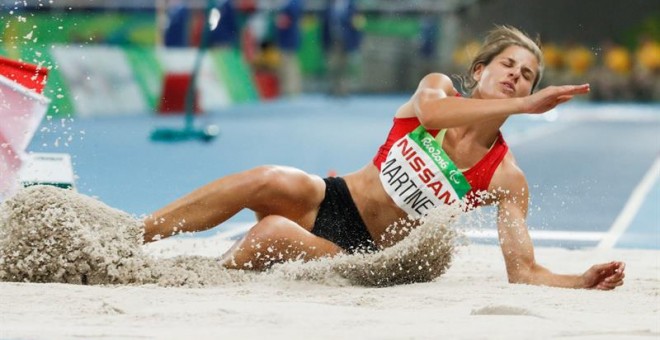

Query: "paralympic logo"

xmin=449 ymin=169 xmax=462 ymax=185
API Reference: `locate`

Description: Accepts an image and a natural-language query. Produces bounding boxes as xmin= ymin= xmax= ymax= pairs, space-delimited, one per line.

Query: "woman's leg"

xmin=221 ymin=215 xmax=343 ymax=270
xmin=143 ymin=165 xmax=325 ymax=242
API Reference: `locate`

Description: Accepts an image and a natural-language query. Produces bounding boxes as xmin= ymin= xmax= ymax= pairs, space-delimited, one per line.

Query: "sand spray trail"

xmin=0 ymin=186 xmax=461 ymax=287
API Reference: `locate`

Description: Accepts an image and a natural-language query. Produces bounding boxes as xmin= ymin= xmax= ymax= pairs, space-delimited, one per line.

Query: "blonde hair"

xmin=460 ymin=25 xmax=544 ymax=93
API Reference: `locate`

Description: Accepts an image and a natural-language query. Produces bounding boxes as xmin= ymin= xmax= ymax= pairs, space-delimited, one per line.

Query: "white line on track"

xmin=598 ymin=155 xmax=660 ymax=249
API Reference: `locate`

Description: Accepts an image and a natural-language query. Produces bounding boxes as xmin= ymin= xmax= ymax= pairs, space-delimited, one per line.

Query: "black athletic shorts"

xmin=311 ymin=177 xmax=377 ymax=254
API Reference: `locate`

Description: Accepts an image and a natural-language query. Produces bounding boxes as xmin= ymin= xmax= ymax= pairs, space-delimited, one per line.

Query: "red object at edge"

xmin=0 ymin=55 xmax=48 ymax=93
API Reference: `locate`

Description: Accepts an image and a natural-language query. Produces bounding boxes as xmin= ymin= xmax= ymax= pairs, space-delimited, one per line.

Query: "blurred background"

xmin=0 ymin=0 xmax=658 ymax=119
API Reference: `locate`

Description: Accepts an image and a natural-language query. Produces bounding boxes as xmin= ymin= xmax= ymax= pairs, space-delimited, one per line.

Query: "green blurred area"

xmin=363 ymin=15 xmax=420 ymax=38
xmin=0 ymin=12 xmax=157 ymax=46
xmin=123 ymin=46 xmax=163 ymax=110
xmin=298 ymin=15 xmax=325 ymax=75
xmin=211 ymin=48 xmax=259 ymax=103
xmin=621 ymin=15 xmax=660 ymax=49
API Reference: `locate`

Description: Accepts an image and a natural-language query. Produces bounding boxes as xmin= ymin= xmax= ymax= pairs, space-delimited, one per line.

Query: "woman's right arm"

xmin=410 ymin=73 xmax=589 ymax=129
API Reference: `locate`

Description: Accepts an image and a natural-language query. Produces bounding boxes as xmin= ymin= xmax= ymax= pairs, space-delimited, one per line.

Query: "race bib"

xmin=379 ymin=126 xmax=471 ymax=218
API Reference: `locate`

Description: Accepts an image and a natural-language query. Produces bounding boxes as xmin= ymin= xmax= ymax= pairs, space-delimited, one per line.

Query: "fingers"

xmin=595 ymin=281 xmax=623 ymax=290
xmin=591 ymin=262 xmax=617 ymax=274
xmin=603 ymin=270 xmax=625 ymax=287
xmin=608 ymin=261 xmax=626 ymax=283
xmin=596 ymin=278 xmax=624 ymax=290
xmin=604 ymin=261 xmax=626 ymax=275
xmin=616 ymin=262 xmax=626 ymax=273
xmin=532 ymin=84 xmax=589 ymax=111
xmin=558 ymin=84 xmax=590 ymax=95
xmin=592 ymin=261 xmax=626 ymax=290
xmin=594 ymin=276 xmax=624 ymax=290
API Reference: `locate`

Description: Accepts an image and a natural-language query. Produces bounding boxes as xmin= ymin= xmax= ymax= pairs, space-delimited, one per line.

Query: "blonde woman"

xmin=145 ymin=26 xmax=625 ymax=290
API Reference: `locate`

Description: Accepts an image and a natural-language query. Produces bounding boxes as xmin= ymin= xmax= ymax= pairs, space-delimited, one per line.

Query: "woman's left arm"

xmin=493 ymin=158 xmax=625 ymax=290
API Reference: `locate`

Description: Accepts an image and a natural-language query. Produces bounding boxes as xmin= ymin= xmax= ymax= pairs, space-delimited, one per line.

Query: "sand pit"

xmin=1 ymin=244 xmax=658 ymax=339
xmin=0 ymin=186 xmax=658 ymax=339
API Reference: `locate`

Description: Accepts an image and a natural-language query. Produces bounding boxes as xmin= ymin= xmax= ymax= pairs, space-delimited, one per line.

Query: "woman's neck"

xmin=459 ymin=90 xmax=507 ymax=147
xmin=450 ymin=119 xmax=505 ymax=149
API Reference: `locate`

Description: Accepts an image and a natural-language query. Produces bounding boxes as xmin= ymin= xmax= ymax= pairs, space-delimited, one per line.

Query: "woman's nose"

xmin=509 ymin=68 xmax=521 ymax=80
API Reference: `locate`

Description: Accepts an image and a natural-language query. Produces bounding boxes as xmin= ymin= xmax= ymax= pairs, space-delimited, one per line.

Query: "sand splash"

xmin=274 ymin=211 xmax=460 ymax=287
xmin=0 ymin=186 xmax=460 ymax=287
xmin=0 ymin=185 xmax=156 ymax=285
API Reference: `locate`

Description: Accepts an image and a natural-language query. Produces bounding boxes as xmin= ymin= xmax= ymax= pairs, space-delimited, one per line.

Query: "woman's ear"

xmin=472 ymin=63 xmax=484 ymax=82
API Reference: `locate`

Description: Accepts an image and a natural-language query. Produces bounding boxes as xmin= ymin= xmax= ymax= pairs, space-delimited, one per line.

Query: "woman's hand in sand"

xmin=581 ymin=261 xmax=625 ymax=290
xmin=520 ymin=84 xmax=590 ymax=114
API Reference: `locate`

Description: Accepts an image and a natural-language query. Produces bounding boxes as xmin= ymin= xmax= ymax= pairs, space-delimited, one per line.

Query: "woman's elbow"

xmin=506 ymin=262 xmax=535 ymax=284
xmin=416 ymin=110 xmax=434 ymax=129
xmin=414 ymin=96 xmax=443 ymax=128
xmin=507 ymin=273 xmax=530 ymax=285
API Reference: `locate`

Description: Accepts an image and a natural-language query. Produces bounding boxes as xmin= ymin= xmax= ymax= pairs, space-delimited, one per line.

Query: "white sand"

xmin=1 ymin=186 xmax=658 ymax=339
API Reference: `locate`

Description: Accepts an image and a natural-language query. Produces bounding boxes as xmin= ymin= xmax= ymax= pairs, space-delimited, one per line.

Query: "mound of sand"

xmin=0 ymin=185 xmax=156 ymax=284
xmin=0 ymin=186 xmax=459 ymax=288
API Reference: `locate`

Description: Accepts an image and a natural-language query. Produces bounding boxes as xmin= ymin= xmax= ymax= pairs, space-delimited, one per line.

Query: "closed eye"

xmin=501 ymin=57 xmax=535 ymax=80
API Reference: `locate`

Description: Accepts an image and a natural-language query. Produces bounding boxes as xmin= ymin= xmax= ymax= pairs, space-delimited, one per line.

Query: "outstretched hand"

xmin=582 ymin=261 xmax=625 ymax=290
xmin=522 ymin=84 xmax=590 ymax=114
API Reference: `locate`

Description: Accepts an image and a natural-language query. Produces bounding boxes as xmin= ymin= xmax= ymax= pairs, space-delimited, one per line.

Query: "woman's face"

xmin=472 ymin=45 xmax=539 ymax=99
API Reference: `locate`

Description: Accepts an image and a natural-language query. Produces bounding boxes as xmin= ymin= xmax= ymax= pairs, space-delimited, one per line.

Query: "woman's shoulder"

xmin=419 ymin=72 xmax=454 ymax=87
xmin=396 ymin=73 xmax=458 ymax=119
xmin=416 ymin=73 xmax=461 ymax=99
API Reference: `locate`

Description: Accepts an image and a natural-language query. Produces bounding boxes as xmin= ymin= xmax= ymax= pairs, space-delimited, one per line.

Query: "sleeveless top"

xmin=373 ymin=117 xmax=508 ymax=214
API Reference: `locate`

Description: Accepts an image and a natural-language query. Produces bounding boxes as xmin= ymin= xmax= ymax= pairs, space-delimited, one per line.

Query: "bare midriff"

xmin=343 ymin=163 xmax=410 ymax=248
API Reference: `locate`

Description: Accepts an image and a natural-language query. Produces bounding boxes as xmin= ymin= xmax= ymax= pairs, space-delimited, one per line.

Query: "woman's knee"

xmin=243 ymin=166 xmax=321 ymax=209
xmin=243 ymin=165 xmax=290 ymax=195
xmin=224 ymin=215 xmax=342 ymax=270
xmin=245 ymin=215 xmax=297 ymax=243
xmin=227 ymin=216 xmax=303 ymax=269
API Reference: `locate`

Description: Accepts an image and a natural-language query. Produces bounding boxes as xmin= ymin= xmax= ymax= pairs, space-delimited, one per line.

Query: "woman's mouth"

xmin=501 ymin=81 xmax=515 ymax=93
